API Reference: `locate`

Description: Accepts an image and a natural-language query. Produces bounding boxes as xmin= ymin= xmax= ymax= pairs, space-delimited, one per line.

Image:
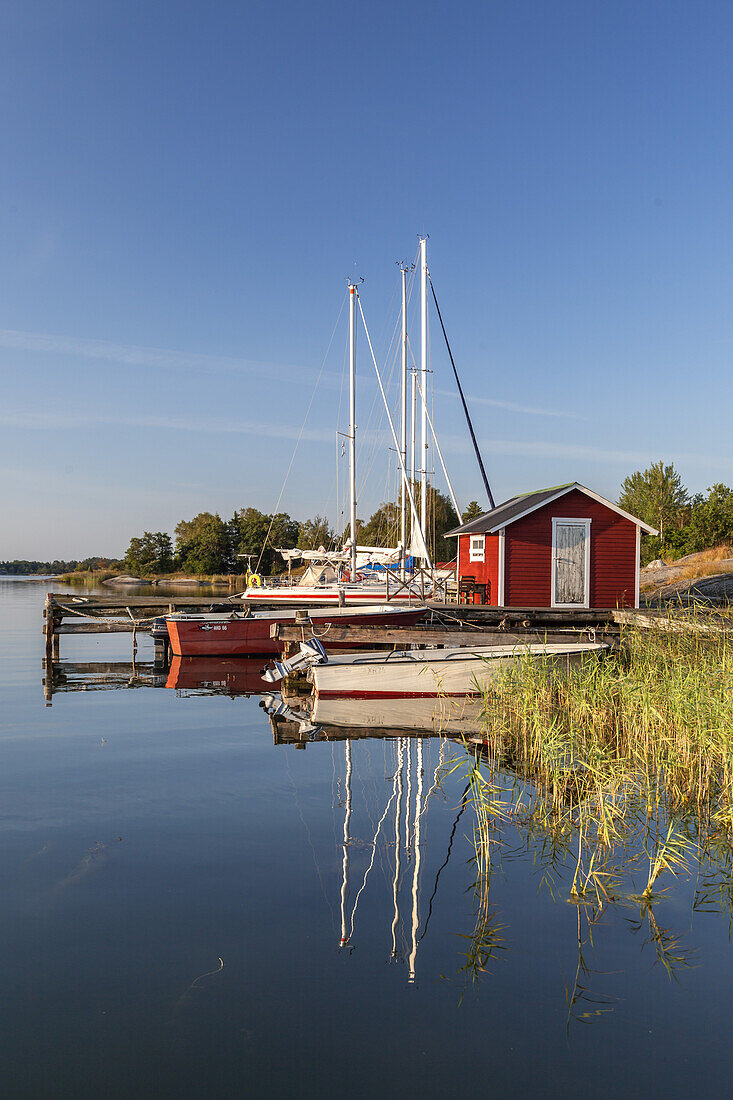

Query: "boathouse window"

xmin=469 ymin=535 xmax=485 ymax=563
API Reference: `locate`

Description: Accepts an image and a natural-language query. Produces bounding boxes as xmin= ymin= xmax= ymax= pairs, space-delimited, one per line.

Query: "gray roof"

xmin=446 ymin=483 xmax=658 ymax=536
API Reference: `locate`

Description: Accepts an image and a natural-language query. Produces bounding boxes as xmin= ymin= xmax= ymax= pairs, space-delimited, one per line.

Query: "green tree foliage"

xmin=428 ymin=485 xmax=460 ymax=562
xmin=683 ymin=484 xmax=733 ymax=553
xmin=228 ymin=508 xmax=299 ymax=575
xmin=618 ymin=461 xmax=689 ymax=543
xmin=617 ymin=468 xmax=733 ymax=563
xmin=355 ymin=484 xmax=459 ymax=563
xmin=297 ymin=514 xmax=335 ymax=551
xmin=124 ymin=532 xmax=173 ymax=575
xmin=175 ymin=513 xmax=229 ymax=574
xmin=0 ymin=559 xmax=83 ymax=575
xmin=357 ymin=501 xmax=401 ymax=547
xmin=462 ymin=501 xmax=483 ymax=522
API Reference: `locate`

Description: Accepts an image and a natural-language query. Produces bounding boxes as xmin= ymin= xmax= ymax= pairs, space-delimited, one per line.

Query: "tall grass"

xmin=451 ymin=617 xmax=733 ymax=993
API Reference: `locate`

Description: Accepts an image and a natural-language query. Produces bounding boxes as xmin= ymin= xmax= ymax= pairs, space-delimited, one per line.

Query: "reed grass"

xmin=455 ymin=615 xmax=733 ymax=975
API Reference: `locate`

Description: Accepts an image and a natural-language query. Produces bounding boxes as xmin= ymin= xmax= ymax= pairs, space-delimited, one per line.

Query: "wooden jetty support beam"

xmin=42 ymin=592 xmax=237 ymax=665
xmin=271 ymin=622 xmax=607 ymax=649
xmin=272 ymin=604 xmax=619 ymax=654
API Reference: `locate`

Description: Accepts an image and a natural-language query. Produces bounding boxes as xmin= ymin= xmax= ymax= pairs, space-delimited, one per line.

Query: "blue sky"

xmin=2 ymin=0 xmax=733 ymax=558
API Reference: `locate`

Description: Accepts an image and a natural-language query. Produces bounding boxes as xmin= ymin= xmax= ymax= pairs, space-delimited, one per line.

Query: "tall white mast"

xmin=400 ymin=266 xmax=408 ymax=580
xmin=348 ymin=284 xmax=358 ymax=579
xmin=419 ymin=237 xmax=428 ymax=560
xmin=410 ymin=371 xmax=416 ymax=513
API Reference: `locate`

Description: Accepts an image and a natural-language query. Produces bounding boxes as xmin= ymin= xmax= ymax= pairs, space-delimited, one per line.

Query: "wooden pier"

xmin=42 ymin=592 xmax=237 ymax=667
xmin=44 ymin=592 xmax=687 ymax=685
xmin=270 ymin=605 xmax=619 ymax=656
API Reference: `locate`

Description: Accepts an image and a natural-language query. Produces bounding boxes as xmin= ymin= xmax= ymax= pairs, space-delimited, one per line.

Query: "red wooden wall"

xmin=503 ymin=488 xmax=636 ymax=608
xmin=457 ymin=532 xmax=500 ymax=605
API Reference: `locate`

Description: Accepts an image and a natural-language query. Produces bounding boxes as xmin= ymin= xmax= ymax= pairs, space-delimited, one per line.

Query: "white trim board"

xmin=497 ymin=528 xmax=505 ymax=606
xmin=635 ymin=524 xmax=641 ymax=609
xmin=551 ymin=517 xmax=591 ymax=609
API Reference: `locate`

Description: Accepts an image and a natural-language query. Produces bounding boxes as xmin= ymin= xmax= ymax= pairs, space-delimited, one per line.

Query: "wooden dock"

xmin=45 ymin=591 xmax=692 ymax=676
xmin=42 ymin=592 xmax=237 ymax=665
xmin=270 ymin=605 xmax=619 ymax=656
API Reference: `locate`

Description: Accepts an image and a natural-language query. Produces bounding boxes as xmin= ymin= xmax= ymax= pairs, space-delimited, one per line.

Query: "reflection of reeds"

xmin=455 ymin=615 xmax=733 ymax=1002
xmin=456 ymin=752 xmax=506 ymax=998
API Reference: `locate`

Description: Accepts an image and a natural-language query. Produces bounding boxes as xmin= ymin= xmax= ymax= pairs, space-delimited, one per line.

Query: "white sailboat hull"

xmin=309 ymin=642 xmax=607 ymax=698
xmin=240 ymin=582 xmax=428 ymax=606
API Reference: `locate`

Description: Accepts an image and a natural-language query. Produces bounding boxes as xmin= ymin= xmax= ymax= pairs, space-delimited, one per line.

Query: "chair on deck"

xmin=458 ymin=575 xmax=476 ymax=604
xmin=473 ymin=581 xmax=489 ymax=605
xmin=459 ymin=576 xmax=490 ymax=605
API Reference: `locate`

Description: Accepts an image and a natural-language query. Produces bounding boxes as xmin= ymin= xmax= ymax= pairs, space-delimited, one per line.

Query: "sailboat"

xmin=239 ymin=239 xmax=449 ymax=607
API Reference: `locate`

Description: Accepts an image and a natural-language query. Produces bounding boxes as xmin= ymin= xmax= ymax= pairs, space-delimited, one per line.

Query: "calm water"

xmin=2 ymin=578 xmax=733 ymax=1097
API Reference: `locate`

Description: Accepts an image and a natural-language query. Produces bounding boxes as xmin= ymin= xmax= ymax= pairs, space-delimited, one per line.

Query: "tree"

xmin=124 ymin=532 xmax=173 ymax=575
xmin=228 ymin=508 xmax=299 ymax=575
xmin=428 ymin=485 xmax=460 ymax=562
xmin=357 ymin=502 xmax=401 ymax=548
xmin=618 ymin=462 xmax=689 ymax=545
xmin=355 ymin=484 xmax=459 ymax=563
xmin=297 ymin=514 xmax=335 ymax=551
xmin=462 ymin=501 xmax=483 ymax=523
xmin=685 ymin=484 xmax=733 ymax=552
xmin=174 ymin=513 xmax=229 ymax=574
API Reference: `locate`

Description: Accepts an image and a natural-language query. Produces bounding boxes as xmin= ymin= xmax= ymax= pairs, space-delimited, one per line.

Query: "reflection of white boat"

xmin=310 ymin=694 xmax=485 ymax=735
xmin=309 ymin=642 xmax=607 ymax=698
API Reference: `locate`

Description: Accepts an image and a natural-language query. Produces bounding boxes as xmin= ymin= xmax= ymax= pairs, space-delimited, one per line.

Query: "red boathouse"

xmin=446 ymin=483 xmax=657 ymax=610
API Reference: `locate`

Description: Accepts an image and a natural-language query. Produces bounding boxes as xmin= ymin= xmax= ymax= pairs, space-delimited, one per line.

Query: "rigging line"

xmin=283 ymin=749 xmax=337 ymax=933
xmin=255 ymin=290 xmax=348 ymax=573
xmin=349 ymin=785 xmax=398 ymax=941
xmin=419 ymin=780 xmax=472 ymax=943
xmin=355 ymin=308 xmax=402 ymax=510
xmin=428 ymin=274 xmax=495 ymax=510
xmin=414 ymin=374 xmax=462 ymax=522
xmin=357 ymin=294 xmax=433 ymax=569
xmin=413 ymin=733 xmax=448 ymax=833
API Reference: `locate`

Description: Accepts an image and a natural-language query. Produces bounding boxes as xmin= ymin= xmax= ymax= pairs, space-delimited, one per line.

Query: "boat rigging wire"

xmin=255 ymin=290 xmax=348 ymax=574
xmin=428 ymin=274 xmax=495 ymax=510
xmin=356 ymin=293 xmax=432 ymax=570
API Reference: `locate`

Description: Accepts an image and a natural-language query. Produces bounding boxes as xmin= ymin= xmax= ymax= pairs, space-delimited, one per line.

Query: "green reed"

xmin=451 ymin=615 xmax=733 ymax=993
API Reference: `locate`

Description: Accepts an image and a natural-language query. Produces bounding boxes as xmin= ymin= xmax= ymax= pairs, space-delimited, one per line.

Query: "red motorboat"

xmin=165 ymin=603 xmax=427 ymax=657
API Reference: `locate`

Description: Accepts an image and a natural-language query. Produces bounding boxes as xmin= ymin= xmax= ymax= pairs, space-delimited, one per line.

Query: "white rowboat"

xmin=308 ymin=641 xmax=608 ymax=698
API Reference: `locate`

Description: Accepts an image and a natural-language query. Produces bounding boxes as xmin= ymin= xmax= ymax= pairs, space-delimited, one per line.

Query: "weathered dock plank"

xmin=271 ymin=623 xmax=602 ymax=647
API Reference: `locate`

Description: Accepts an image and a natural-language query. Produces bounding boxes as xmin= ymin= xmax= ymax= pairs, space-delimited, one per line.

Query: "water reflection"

xmin=36 ymin=651 xmax=730 ymax=1014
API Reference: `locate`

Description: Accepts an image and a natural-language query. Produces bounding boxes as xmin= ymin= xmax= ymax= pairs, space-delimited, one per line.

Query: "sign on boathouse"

xmin=445 ymin=483 xmax=657 ymax=610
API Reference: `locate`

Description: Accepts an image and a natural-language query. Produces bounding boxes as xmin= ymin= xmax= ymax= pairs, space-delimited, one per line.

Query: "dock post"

xmin=44 ymin=595 xmax=54 ymax=664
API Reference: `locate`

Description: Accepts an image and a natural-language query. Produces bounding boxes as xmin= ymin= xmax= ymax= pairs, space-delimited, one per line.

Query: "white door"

xmin=552 ymin=521 xmax=590 ymax=607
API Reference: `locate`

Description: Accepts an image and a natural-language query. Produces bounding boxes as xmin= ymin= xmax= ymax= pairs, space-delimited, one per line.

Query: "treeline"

xmin=0 ymin=557 xmax=122 ymax=575
xmin=124 ymin=487 xmax=460 ymax=577
xmin=618 ymin=461 xmax=733 ymax=563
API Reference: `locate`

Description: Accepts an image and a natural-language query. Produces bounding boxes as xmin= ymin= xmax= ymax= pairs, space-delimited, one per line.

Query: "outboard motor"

xmin=261 ymin=638 xmax=328 ymax=683
xmin=151 ymin=617 xmax=170 ymax=642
